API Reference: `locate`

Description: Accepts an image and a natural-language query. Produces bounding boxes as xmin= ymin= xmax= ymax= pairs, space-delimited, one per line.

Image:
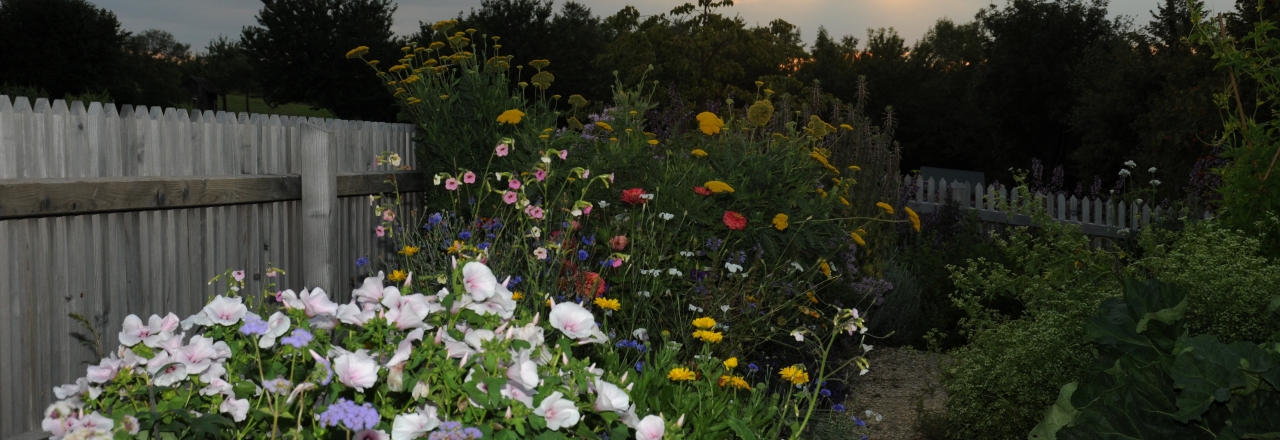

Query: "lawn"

xmin=222 ymin=93 xmax=334 ymax=118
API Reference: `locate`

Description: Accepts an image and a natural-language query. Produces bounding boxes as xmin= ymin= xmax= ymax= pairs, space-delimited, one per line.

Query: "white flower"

xmin=1124 ymin=160 xmax=1137 ymax=168
xmin=534 ymin=391 xmax=581 ymax=431
xmin=299 ymin=288 xmax=339 ymax=318
xmin=593 ymin=380 xmax=630 ymax=412
xmin=462 ymin=262 xmax=499 ymax=301
xmin=501 ymin=381 xmax=536 ymax=408
xmin=147 ymin=351 xmax=187 ymax=387
xmin=383 ymin=289 xmax=438 ymax=330
xmin=720 ymin=305 xmax=730 ymax=313
xmin=1119 ymin=169 xmax=1131 ymax=176
xmin=1135 ymin=199 xmax=1143 ymax=206
xmin=351 ymin=272 xmax=387 ymax=306
xmin=637 ymin=291 xmax=651 ymax=298
xmin=85 ymin=357 xmax=123 ymax=384
xmin=176 ymin=335 xmax=227 ymax=375
xmin=1148 ymin=167 xmax=1157 ymax=173
xmin=632 ymin=328 xmax=649 ymax=341
xmin=334 ymin=351 xmax=380 ymax=392
xmin=220 ymin=395 xmax=249 ymax=422
xmin=791 ymin=329 xmax=807 ymax=342
xmin=391 ymin=406 xmax=440 ymax=440
xmin=639 ymin=193 xmax=654 ymax=200
xmin=1150 ymin=179 xmax=1161 ymax=186
xmin=387 ymin=328 xmax=426 ymax=369
xmin=199 ymin=377 xmax=232 ymax=396
xmin=259 ymin=312 xmax=291 ymax=348
xmin=791 ymin=261 xmax=805 ymax=272
xmin=119 ymin=313 xmax=181 ymax=347
xmin=354 ymin=430 xmax=390 ymax=440
xmin=678 ymin=251 xmax=693 ymax=257
xmin=667 ymin=268 xmax=683 ymax=276
xmin=635 ymin=415 xmax=666 ymax=440
xmin=388 ymin=153 xmax=401 ymax=166
xmin=42 ymin=401 xmax=78 ymax=438
xmin=507 ymin=349 xmax=540 ymax=389
xmin=862 ymin=343 xmax=874 ymax=353
xmin=659 ymin=212 xmax=675 ymax=220
xmin=433 ymin=173 xmax=443 ymax=185
xmin=336 ymin=303 xmax=376 ymax=326
xmin=598 ymin=200 xmax=610 ymax=208
xmin=549 ymin=302 xmax=607 ymax=343
xmin=541 ymin=156 xmax=552 ymax=164
xmin=724 ymin=262 xmax=743 ymax=273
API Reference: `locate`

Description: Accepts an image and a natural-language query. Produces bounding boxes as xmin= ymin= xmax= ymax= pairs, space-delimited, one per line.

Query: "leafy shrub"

xmin=1029 ymin=278 xmax=1280 ymax=439
xmin=1135 ymin=220 xmax=1280 ymax=343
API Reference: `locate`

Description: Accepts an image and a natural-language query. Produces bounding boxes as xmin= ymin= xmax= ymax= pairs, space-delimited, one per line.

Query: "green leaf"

xmin=1170 ymin=335 xmax=1253 ymax=422
xmin=1030 ymin=382 xmax=1081 ymax=440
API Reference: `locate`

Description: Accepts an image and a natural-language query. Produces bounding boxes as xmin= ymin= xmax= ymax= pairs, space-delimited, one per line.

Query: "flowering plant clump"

xmin=44 ymin=258 xmax=688 ymax=439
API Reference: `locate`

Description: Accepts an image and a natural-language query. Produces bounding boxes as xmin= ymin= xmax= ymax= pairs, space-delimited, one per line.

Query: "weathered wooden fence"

xmin=0 ymin=96 xmax=425 ymax=439
xmin=903 ymin=175 xmax=1202 ymax=238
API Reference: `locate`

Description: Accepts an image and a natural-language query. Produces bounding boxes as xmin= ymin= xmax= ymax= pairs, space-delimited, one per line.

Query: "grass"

xmin=222 ymin=94 xmax=334 ymax=118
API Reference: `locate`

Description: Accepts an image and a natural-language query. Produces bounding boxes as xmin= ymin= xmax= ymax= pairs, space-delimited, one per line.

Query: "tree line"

xmin=0 ymin=0 xmax=1270 ymax=198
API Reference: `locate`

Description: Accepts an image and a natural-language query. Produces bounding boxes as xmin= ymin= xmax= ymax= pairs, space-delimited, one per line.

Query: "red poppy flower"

xmin=723 ymin=211 xmax=747 ymax=230
xmin=694 ymin=186 xmax=712 ymax=196
xmin=578 ymin=271 xmax=607 ymax=297
xmin=621 ymin=188 xmax=648 ymax=205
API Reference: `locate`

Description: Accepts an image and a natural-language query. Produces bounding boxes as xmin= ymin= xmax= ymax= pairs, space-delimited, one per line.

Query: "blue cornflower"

xmin=820 ymin=389 xmax=832 ymax=397
xmin=428 ymin=212 xmax=443 ymax=225
xmin=459 ymin=231 xmax=472 ymax=240
xmin=355 ymin=256 xmax=369 ymax=267
xmin=510 ymin=276 xmax=523 ymax=286
xmin=600 ymin=258 xmax=612 ymax=267
xmin=833 ymin=403 xmax=846 ymax=412
xmin=281 ymin=329 xmax=313 ymax=348
xmin=239 ymin=315 xmax=269 ymax=336
xmin=635 ymin=361 xmax=644 ymax=372
xmin=582 ymin=235 xmax=595 ymax=246
xmin=853 ymin=416 xmax=867 ymax=427
xmin=478 ymin=242 xmax=491 ymax=250
xmin=578 ymin=250 xmax=589 ymax=261
xmin=748 ymin=363 xmax=759 ymax=372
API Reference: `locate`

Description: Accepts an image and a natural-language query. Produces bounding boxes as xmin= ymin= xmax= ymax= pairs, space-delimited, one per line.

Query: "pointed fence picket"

xmin=0 ymin=96 xmax=427 ymax=439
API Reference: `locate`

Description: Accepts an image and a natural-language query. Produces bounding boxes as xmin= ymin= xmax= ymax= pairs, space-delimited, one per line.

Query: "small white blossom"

xmin=1150 ymin=179 xmax=1161 ymax=186
xmin=659 ymin=212 xmax=675 ymax=221
xmin=678 ymin=251 xmax=693 ymax=257
xmin=1148 ymin=167 xmax=1157 ymax=173
xmin=1119 ymin=169 xmax=1131 ymax=177
xmin=724 ymin=262 xmax=743 ymax=273
xmin=639 ymin=193 xmax=654 ymax=200
xmin=667 ymin=268 xmax=683 ymax=277
xmin=598 ymin=200 xmax=610 ymax=208
xmin=1124 ymin=160 xmax=1137 ymax=168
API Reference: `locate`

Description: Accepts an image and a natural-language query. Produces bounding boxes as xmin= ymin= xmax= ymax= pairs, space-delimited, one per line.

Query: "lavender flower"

xmin=239 ymin=314 xmax=269 ymax=336
xmin=317 ymin=398 xmax=380 ymax=431
xmin=429 ymin=421 xmax=483 ymax=440
xmin=705 ymin=237 xmax=723 ymax=252
xmin=459 ymin=231 xmax=472 ymax=240
xmin=263 ymin=376 xmax=293 ymax=394
xmin=281 ymin=329 xmax=313 ymax=348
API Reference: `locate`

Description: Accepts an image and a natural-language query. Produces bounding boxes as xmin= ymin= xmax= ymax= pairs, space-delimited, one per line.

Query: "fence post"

xmin=301 ymin=122 xmax=336 ymax=290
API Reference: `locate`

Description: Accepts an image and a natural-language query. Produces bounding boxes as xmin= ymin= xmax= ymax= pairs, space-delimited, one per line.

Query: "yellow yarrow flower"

xmin=345 ymin=46 xmax=370 ymax=58
xmin=388 ymin=64 xmax=406 ymax=73
xmin=693 ymin=330 xmax=723 ymax=343
xmin=820 ymin=261 xmax=832 ymax=278
xmin=692 ymin=316 xmax=717 ymax=329
xmin=724 ymin=357 xmax=738 ymax=369
xmin=388 ymin=270 xmax=407 ymax=282
xmin=696 ymin=111 xmax=724 ymax=135
xmin=905 ymin=206 xmax=921 ymax=232
xmin=668 ymin=367 xmax=697 ymax=381
xmin=647 ymin=139 xmax=659 ymax=145
xmin=594 ymin=297 xmax=621 ymax=311
xmin=772 ymin=213 xmax=789 ymax=231
xmin=779 ymin=364 xmax=809 ymax=385
xmin=851 ymin=229 xmax=867 ymax=246
xmin=876 ymin=202 xmax=894 ymax=215
xmin=691 ymin=149 xmax=708 ymax=158
xmin=594 ymin=121 xmax=613 ymax=132
xmin=496 ymin=109 xmax=525 ymax=124
xmin=840 ymin=196 xmax=851 ymax=207
xmin=398 ymin=245 xmax=420 ymax=256
xmin=704 ymin=181 xmax=734 ymax=193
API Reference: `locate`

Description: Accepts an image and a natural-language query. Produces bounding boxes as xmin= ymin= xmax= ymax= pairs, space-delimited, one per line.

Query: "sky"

xmin=93 ymin=0 xmax=1233 ymax=53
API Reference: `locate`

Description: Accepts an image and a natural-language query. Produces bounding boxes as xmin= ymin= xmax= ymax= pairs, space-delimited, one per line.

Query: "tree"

xmin=191 ymin=36 xmax=258 ymax=111
xmin=0 ymin=0 xmax=128 ymax=99
xmin=241 ymin=0 xmax=398 ymax=121
xmin=118 ymin=29 xmax=192 ymax=107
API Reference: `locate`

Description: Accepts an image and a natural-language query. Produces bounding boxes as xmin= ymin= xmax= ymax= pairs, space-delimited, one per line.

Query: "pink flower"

xmin=445 ymin=178 xmax=459 ymax=190
xmin=509 ymin=178 xmax=522 ymax=190
xmin=535 ymin=169 xmax=547 ymax=182
xmin=382 ymin=210 xmax=396 ymax=222
xmin=503 ymin=191 xmax=518 ymax=204
xmin=549 ymin=302 xmax=606 ymax=343
xmin=525 ymin=205 xmax=545 ymax=219
xmin=462 ymin=262 xmax=499 ymax=301
xmin=534 ymin=391 xmax=581 ymax=431
xmin=375 ymin=225 xmax=386 ymax=237
xmin=608 ymin=173 xmax=615 ymax=183
xmin=463 ymin=171 xmax=476 ymax=184
xmin=609 ymin=235 xmax=628 ymax=250
xmin=534 ymin=247 xmax=548 ymax=260
xmin=558 ymin=150 xmax=568 ymax=160
xmin=232 ymin=270 xmax=245 ymax=282
xmin=611 ymin=258 xmax=622 ymax=268
xmin=582 ymin=169 xmax=590 ymax=179
xmin=495 ymin=143 xmax=509 ymax=157
xmin=583 ymin=205 xmax=593 ymax=215
xmin=635 ymin=415 xmax=665 ymax=440
xmin=334 ymin=351 xmax=380 ymax=392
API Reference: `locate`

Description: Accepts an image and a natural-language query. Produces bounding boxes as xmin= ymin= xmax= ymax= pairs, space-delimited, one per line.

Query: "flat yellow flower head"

xmin=704 ymin=181 xmax=734 ymax=194
xmin=496 ymin=109 xmax=525 ymax=124
xmin=820 ymin=261 xmax=832 ymax=278
xmin=647 ymin=139 xmax=659 ymax=145
xmin=851 ymin=230 xmax=867 ymax=246
xmin=772 ymin=213 xmax=789 ymax=231
xmin=345 ymin=46 xmax=370 ymax=58
xmin=594 ymin=121 xmax=613 ymax=132
xmin=905 ymin=206 xmax=921 ymax=232
xmin=692 ymin=316 xmax=717 ymax=329
xmin=593 ymin=297 xmax=621 ymax=311
xmin=511 ymin=291 xmax=524 ymax=301
xmin=668 ymin=367 xmax=697 ymax=381
xmin=724 ymin=357 xmax=738 ymax=369
xmin=876 ymin=202 xmax=894 ymax=215
xmin=696 ymin=111 xmax=724 ymax=135
xmin=691 ymin=149 xmax=708 ymax=158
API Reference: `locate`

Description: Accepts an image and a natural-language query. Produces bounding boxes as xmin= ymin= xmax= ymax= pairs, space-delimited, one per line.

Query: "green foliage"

xmin=1029 ymin=278 xmax=1280 ymax=440
xmin=1134 ymin=220 xmax=1280 ymax=343
xmin=241 ymin=0 xmax=398 ymax=121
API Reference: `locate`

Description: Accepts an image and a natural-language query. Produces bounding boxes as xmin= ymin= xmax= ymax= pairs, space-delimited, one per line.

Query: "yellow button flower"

xmin=696 ymin=112 xmax=724 ymax=135
xmin=704 ymin=181 xmax=734 ymax=194
xmin=772 ymin=213 xmax=789 ymax=231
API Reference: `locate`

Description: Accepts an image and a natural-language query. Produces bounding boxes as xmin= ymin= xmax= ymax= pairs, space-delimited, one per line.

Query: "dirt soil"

xmin=845 ymin=347 xmax=950 ymax=440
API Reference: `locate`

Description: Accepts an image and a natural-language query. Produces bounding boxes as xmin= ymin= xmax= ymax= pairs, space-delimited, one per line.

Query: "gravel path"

xmin=845 ymin=347 xmax=950 ymax=440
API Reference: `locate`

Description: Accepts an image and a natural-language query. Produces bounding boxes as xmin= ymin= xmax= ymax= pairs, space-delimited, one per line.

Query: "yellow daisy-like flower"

xmin=496 ymin=109 xmax=525 ymax=124
xmin=719 ymin=375 xmax=751 ymax=390
xmin=668 ymin=367 xmax=697 ymax=381
xmin=594 ymin=121 xmax=613 ymax=132
xmin=723 ymin=357 xmax=738 ymax=369
xmin=704 ymin=181 xmax=735 ymax=193
xmin=851 ymin=229 xmax=867 ymax=247
xmin=876 ymin=202 xmax=894 ymax=215
xmin=820 ymin=261 xmax=832 ymax=278
xmin=692 ymin=316 xmax=717 ymax=329
xmin=779 ymin=364 xmax=809 ymax=385
xmin=772 ymin=213 xmax=789 ymax=231
xmin=366 ymin=60 xmax=381 ymax=66
xmin=594 ymin=297 xmax=621 ymax=311
xmin=693 ymin=330 xmax=724 ymax=343
xmin=696 ymin=112 xmax=724 ymax=135
xmin=905 ymin=206 xmax=921 ymax=232
xmin=388 ymin=270 xmax=408 ymax=282
xmin=512 ymin=291 xmax=524 ymax=301
xmin=691 ymin=149 xmax=708 ymax=158
xmin=398 ymin=245 xmax=420 ymax=256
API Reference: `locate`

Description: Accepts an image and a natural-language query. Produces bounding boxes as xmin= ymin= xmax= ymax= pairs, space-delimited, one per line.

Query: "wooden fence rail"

xmin=0 ymin=96 xmax=424 ymax=439
xmin=902 ymin=175 xmax=1206 ymax=238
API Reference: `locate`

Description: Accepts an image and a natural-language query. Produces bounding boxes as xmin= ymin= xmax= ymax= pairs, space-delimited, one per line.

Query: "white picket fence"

xmin=0 ymin=96 xmax=423 ymax=439
xmin=903 ymin=175 xmax=1203 ymax=238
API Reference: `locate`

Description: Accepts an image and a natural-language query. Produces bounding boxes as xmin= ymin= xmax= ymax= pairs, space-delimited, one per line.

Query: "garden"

xmin=39 ymin=4 xmax=1280 ymax=440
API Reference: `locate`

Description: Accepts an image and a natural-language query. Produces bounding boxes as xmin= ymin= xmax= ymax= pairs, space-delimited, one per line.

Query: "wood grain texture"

xmin=0 ymin=175 xmax=302 ymax=219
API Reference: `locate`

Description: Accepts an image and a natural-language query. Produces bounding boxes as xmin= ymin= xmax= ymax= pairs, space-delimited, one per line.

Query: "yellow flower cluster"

xmin=704 ymin=181 xmax=734 ymax=194
xmin=772 ymin=213 xmax=789 ymax=231
xmin=876 ymin=202 xmax=894 ymax=215
xmin=668 ymin=367 xmax=697 ymax=381
xmin=820 ymin=261 xmax=832 ymax=278
xmin=809 ymin=150 xmax=841 ymax=175
xmin=594 ymin=297 xmax=621 ymax=311
xmin=496 ymin=109 xmax=524 ymax=124
xmin=905 ymin=206 xmax=921 ymax=232
xmin=693 ymin=330 xmax=723 ymax=343
xmin=779 ymin=364 xmax=809 ymax=385
xmin=594 ymin=121 xmax=613 ymax=132
xmin=345 ymin=46 xmax=370 ymax=58
xmin=691 ymin=149 xmax=708 ymax=158
xmin=851 ymin=229 xmax=867 ymax=246
xmin=696 ymin=112 xmax=724 ymax=135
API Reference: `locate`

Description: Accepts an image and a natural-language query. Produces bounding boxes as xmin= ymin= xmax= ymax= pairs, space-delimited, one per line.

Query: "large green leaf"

xmin=1228 ymin=388 xmax=1280 ymax=439
xmin=1122 ymin=278 xmax=1187 ymax=334
xmin=1171 ymin=335 xmax=1254 ymax=422
xmin=1029 ymin=382 xmax=1081 ymax=440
